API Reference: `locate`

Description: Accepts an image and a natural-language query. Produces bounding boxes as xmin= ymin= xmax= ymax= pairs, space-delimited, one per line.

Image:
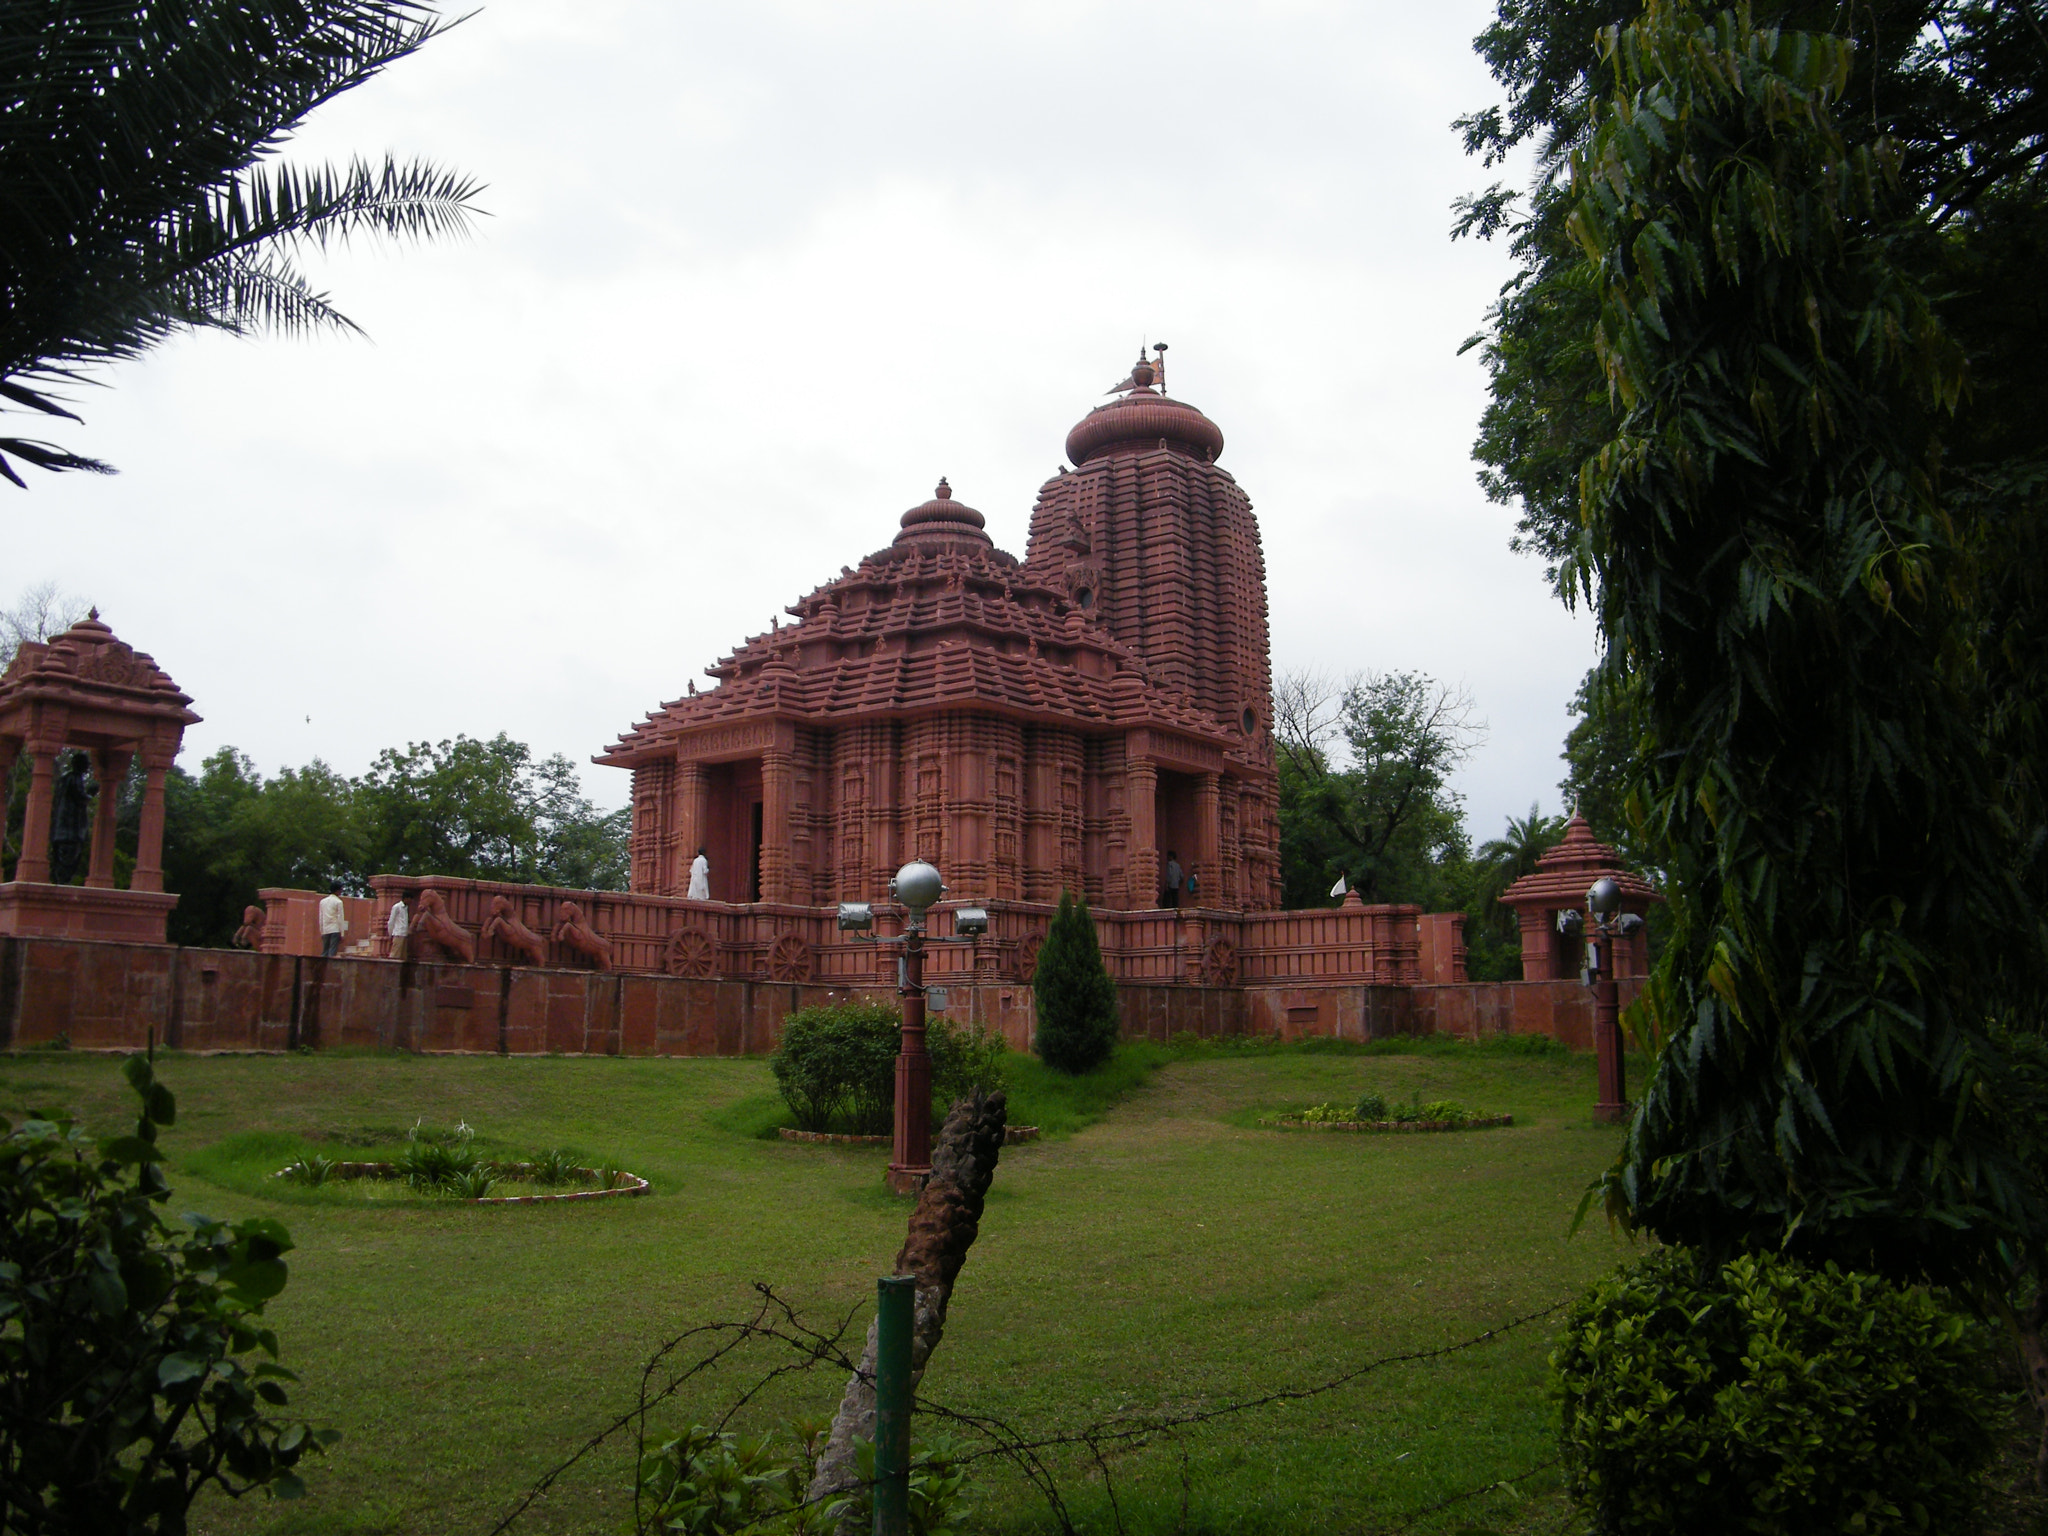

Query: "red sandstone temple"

xmin=598 ymin=351 xmax=1280 ymax=916
xmin=0 ymin=355 xmax=1662 ymax=1058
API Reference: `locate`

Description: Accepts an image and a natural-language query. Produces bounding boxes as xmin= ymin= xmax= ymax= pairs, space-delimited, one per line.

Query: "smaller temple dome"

xmin=892 ymin=478 xmax=993 ymax=551
xmin=1065 ymin=356 xmax=1226 ymax=467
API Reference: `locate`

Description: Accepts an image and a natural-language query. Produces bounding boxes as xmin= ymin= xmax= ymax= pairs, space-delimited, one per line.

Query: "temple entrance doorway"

xmin=1156 ymin=769 xmax=1199 ymax=904
xmin=703 ymin=759 xmax=763 ymax=903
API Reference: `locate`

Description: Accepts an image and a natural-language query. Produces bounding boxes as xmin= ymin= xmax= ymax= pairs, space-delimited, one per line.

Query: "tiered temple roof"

xmin=600 ymin=477 xmax=1233 ymax=764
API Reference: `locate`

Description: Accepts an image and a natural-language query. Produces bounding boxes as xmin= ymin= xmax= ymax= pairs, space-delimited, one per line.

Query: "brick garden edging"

xmin=271 ymin=1159 xmax=651 ymax=1203
xmin=1265 ymin=1114 xmax=1514 ymax=1133
xmin=777 ymin=1125 xmax=1041 ymax=1146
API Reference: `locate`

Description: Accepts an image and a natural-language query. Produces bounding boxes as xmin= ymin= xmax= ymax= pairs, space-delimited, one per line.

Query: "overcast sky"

xmin=14 ymin=0 xmax=1595 ymax=847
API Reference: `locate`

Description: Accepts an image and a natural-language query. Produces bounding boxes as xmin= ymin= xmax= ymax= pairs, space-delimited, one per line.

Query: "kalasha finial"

xmin=87 ymin=606 xmax=99 ymax=621
xmin=935 ymin=478 xmax=951 ymax=500
xmin=1109 ymin=345 xmax=1160 ymax=394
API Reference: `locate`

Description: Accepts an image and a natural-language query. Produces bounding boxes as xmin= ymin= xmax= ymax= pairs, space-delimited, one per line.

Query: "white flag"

xmin=1329 ymin=874 xmax=1348 ymax=899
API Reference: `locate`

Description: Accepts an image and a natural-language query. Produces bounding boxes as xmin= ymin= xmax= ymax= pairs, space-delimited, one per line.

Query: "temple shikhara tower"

xmin=599 ymin=352 xmax=1282 ymax=914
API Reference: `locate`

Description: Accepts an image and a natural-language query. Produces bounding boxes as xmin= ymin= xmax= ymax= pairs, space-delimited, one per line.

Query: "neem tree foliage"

xmin=0 ymin=1053 xmax=332 ymax=1531
xmin=1563 ymin=1 xmax=2044 ymax=1289
xmin=1033 ymin=892 xmax=1120 ymax=1075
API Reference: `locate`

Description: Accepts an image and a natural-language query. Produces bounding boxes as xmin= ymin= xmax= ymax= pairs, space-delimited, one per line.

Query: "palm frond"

xmin=0 ymin=1 xmax=480 ymax=482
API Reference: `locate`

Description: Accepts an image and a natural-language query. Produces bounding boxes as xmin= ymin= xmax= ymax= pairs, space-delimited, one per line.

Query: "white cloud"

xmin=13 ymin=0 xmax=1589 ymax=848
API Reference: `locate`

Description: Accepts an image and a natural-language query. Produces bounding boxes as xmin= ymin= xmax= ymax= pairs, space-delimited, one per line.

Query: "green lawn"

xmin=1 ymin=1042 xmax=1642 ymax=1535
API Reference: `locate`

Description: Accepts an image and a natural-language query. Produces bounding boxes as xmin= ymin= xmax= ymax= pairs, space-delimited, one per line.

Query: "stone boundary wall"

xmin=259 ymin=881 xmax=1428 ymax=987
xmin=0 ymin=936 xmax=1642 ymax=1058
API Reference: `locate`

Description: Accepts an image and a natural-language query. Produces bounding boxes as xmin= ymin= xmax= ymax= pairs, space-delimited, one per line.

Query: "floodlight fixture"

xmin=1556 ymin=909 xmax=1584 ymax=937
xmin=894 ymin=860 xmax=946 ymax=913
xmin=837 ymin=902 xmax=874 ymax=932
xmin=1615 ymin=912 xmax=1645 ymax=938
xmin=1587 ymin=877 xmax=1622 ymax=918
xmin=953 ymin=906 xmax=988 ymax=937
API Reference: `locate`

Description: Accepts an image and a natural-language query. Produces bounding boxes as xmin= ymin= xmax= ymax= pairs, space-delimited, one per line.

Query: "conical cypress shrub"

xmin=1032 ymin=890 xmax=1119 ymax=1074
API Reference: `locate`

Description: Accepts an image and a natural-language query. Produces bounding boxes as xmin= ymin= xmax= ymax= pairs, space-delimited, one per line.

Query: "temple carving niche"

xmin=600 ymin=355 xmax=1283 ymax=912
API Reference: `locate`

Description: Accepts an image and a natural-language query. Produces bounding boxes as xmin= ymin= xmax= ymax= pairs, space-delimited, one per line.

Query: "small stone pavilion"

xmin=600 ymin=351 xmax=1282 ymax=915
xmin=1499 ymin=815 xmax=1662 ymax=979
xmin=0 ymin=613 xmax=198 ymax=942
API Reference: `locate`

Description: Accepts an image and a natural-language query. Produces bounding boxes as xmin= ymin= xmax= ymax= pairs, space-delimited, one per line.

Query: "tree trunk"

xmin=808 ymin=1089 xmax=1008 ymax=1524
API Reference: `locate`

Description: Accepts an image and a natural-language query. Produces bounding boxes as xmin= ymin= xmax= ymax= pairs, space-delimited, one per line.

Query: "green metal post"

xmin=873 ymin=1274 xmax=915 ymax=1536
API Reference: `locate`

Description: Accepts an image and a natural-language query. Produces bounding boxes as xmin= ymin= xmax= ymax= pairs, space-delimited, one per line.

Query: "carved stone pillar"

xmin=131 ymin=744 xmax=174 ymax=894
xmin=1125 ymin=758 xmax=1158 ymax=908
xmin=86 ymin=746 xmax=132 ymax=888
xmin=0 ymin=736 xmax=18 ymax=879
xmin=1194 ymin=771 xmax=1221 ymax=907
xmin=15 ymin=744 xmax=58 ymax=884
xmin=760 ymin=747 xmax=794 ymax=904
xmin=674 ymin=759 xmax=707 ymax=892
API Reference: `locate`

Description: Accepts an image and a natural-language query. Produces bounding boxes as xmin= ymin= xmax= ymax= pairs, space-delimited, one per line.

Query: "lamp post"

xmin=839 ymin=861 xmax=987 ymax=1195
xmin=1583 ymin=876 xmax=1643 ymax=1126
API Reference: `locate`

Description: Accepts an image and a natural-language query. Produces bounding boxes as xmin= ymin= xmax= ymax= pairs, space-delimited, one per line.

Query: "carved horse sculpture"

xmin=479 ymin=894 xmax=549 ymax=967
xmin=232 ymin=904 xmax=266 ymax=951
xmin=410 ymin=888 xmax=476 ymax=964
xmin=552 ymin=901 xmax=612 ymax=971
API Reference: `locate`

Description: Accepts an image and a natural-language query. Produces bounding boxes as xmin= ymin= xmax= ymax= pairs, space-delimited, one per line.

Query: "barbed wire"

xmin=486 ymin=1283 xmax=1574 ymax=1536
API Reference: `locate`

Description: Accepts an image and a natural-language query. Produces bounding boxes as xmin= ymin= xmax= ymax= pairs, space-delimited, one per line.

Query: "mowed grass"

xmin=0 ymin=1042 xmax=1641 ymax=1535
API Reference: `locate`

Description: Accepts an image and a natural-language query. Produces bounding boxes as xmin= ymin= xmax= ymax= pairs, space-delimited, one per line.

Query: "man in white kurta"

xmin=687 ymin=848 xmax=711 ymax=901
xmin=318 ymin=887 xmax=346 ymax=957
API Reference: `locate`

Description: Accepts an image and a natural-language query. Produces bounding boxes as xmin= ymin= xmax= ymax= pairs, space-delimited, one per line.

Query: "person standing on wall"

xmin=387 ymin=892 xmax=410 ymax=960
xmin=318 ymin=884 xmax=346 ymax=958
xmin=687 ymin=846 xmax=711 ymax=901
xmin=1163 ymin=850 xmax=1184 ymax=909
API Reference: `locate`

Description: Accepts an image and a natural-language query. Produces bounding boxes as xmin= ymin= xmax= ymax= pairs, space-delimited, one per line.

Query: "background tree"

xmin=1555 ymin=0 xmax=2041 ymax=1289
xmin=1458 ymin=0 xmax=2048 ymax=603
xmin=1032 ymin=892 xmax=1120 ymax=1075
xmin=155 ymin=750 xmax=364 ymax=947
xmin=1272 ymin=669 xmax=1483 ymax=908
xmin=139 ymin=734 xmax=630 ymax=947
xmin=1556 ymin=665 xmax=1653 ymax=871
xmin=1 ymin=0 xmax=482 ymax=484
xmin=1462 ymin=804 xmax=1566 ymax=980
xmin=1 ymin=582 xmax=91 ymax=875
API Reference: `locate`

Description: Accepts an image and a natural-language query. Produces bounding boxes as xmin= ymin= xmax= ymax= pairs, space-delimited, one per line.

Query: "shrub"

xmin=771 ymin=1003 xmax=901 ymax=1134
xmin=0 ymin=1053 xmax=334 ymax=1528
xmin=772 ymin=1006 xmax=1011 ymax=1135
xmin=396 ymin=1138 xmax=476 ymax=1191
xmin=529 ymin=1148 xmax=579 ymax=1187
xmin=1553 ymin=1247 xmax=1999 ymax=1535
xmin=635 ymin=1423 xmax=810 ymax=1534
xmin=1351 ymin=1091 xmax=1390 ymax=1122
xmin=446 ymin=1167 xmax=496 ymax=1201
xmin=1032 ymin=891 xmax=1119 ymax=1075
xmin=928 ymin=1018 xmax=1007 ymax=1105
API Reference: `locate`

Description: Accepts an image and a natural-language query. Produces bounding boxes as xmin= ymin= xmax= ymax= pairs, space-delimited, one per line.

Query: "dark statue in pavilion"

xmin=48 ymin=752 xmax=97 ymax=886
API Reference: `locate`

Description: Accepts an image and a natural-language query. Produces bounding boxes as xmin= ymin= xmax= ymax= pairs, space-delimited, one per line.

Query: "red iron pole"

xmin=888 ymin=927 xmax=932 ymax=1194
xmin=1593 ymin=942 xmax=1626 ymax=1124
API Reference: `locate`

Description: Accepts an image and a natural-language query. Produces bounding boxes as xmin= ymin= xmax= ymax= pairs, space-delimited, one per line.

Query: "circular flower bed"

xmin=1264 ymin=1091 xmax=1511 ymax=1133
xmin=777 ymin=1125 xmax=1040 ymax=1146
xmin=272 ymin=1149 xmax=649 ymax=1203
xmin=1266 ymin=1114 xmax=1513 ymax=1133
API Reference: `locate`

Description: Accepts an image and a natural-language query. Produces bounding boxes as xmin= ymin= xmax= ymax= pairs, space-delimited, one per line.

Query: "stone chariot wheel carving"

xmin=767 ymin=933 xmax=813 ymax=983
xmin=1017 ymin=932 xmax=1043 ymax=982
xmin=665 ymin=928 xmax=716 ymax=979
xmin=1201 ymin=938 xmax=1239 ymax=987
